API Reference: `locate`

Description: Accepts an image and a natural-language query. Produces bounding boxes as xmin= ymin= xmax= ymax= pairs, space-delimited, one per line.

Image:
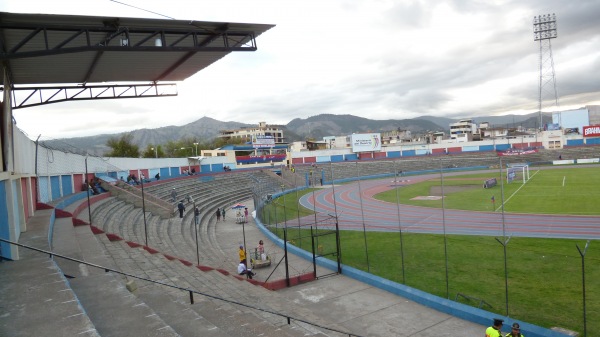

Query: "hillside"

xmin=42 ymin=112 xmax=548 ymax=155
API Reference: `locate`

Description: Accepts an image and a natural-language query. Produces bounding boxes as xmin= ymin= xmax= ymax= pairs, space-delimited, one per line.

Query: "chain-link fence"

xmin=255 ymin=155 xmax=599 ymax=336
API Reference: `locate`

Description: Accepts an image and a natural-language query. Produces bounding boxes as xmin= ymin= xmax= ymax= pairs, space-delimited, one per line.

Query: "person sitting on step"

xmin=237 ymin=261 xmax=255 ymax=279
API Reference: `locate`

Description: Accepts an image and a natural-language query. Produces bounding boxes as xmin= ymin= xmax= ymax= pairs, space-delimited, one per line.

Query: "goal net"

xmin=506 ymin=163 xmax=529 ymax=184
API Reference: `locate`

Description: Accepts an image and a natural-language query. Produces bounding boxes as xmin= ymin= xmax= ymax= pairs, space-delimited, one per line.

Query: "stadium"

xmin=1 ymin=11 xmax=599 ymax=337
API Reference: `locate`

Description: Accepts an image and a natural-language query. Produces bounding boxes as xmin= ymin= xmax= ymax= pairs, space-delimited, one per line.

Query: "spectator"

xmin=221 ymin=207 xmax=226 ymax=221
xmin=244 ymin=207 xmax=249 ymax=223
xmin=194 ymin=206 xmax=200 ymax=224
xmin=216 ymin=207 xmax=221 ymax=222
xmin=238 ymin=245 xmax=246 ymax=264
xmin=155 ymin=172 xmax=160 ymax=180
xmin=171 ymin=188 xmax=177 ymax=202
xmin=237 ymin=261 xmax=255 ymax=279
xmin=177 ymin=200 xmax=185 ymax=218
xmin=257 ymin=240 xmax=265 ymax=260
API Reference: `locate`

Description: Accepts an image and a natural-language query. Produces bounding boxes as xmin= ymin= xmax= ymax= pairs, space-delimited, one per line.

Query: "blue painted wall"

xmin=38 ymin=176 xmax=50 ymax=203
xmin=200 ymin=164 xmax=211 ymax=173
xmin=169 ymin=167 xmax=180 ymax=177
xmin=211 ymin=164 xmax=224 ymax=172
xmin=0 ymin=181 xmax=10 ymax=259
xmin=585 ymin=138 xmax=600 ymax=145
xmin=117 ymin=171 xmax=128 ymax=181
xmin=344 ymin=154 xmax=358 ymax=161
xmin=160 ymin=167 xmax=170 ymax=178
xmin=61 ymin=175 xmax=73 ymax=196
xmin=403 ymin=150 xmax=416 ymax=157
xmin=496 ymin=144 xmax=510 ymax=151
xmin=50 ymin=176 xmax=61 ymax=200
xmin=479 ymin=145 xmax=494 ymax=151
xmin=330 ymin=155 xmax=344 ymax=162
xmin=566 ymin=139 xmax=584 ymax=146
xmin=387 ymin=151 xmax=401 ymax=158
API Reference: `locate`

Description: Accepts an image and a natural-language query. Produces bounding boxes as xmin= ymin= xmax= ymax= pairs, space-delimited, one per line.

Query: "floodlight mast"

xmin=533 ymin=13 xmax=559 ymax=131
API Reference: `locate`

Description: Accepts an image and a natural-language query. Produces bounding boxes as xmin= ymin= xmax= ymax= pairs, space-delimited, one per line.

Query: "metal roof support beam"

xmin=9 ymin=83 xmax=178 ymax=109
xmin=0 ymin=24 xmax=258 ymax=61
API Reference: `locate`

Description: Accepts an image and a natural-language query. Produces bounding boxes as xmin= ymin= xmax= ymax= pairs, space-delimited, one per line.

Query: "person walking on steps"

xmin=216 ymin=207 xmax=221 ymax=222
xmin=177 ymin=200 xmax=185 ymax=218
xmin=221 ymin=207 xmax=226 ymax=221
xmin=171 ymin=188 xmax=177 ymax=202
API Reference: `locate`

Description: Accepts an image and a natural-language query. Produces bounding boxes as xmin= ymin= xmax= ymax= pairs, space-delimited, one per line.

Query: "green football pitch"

xmin=375 ymin=166 xmax=600 ymax=215
xmin=263 ymin=165 xmax=600 ymax=335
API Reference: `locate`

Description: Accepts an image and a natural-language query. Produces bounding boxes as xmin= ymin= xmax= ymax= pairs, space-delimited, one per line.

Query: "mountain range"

xmin=43 ymin=112 xmax=549 ymax=156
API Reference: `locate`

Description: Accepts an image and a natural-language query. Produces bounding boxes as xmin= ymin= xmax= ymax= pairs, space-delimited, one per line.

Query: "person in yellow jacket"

xmin=505 ymin=322 xmax=524 ymax=337
xmin=239 ymin=245 xmax=246 ymax=264
xmin=485 ymin=318 xmax=503 ymax=337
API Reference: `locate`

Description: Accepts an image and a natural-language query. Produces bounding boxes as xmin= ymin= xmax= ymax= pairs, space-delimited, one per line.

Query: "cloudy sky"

xmin=3 ymin=0 xmax=600 ymax=140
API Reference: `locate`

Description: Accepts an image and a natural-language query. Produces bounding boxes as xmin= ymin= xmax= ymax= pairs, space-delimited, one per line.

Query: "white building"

xmin=449 ymin=119 xmax=478 ymax=140
xmin=219 ymin=122 xmax=285 ymax=144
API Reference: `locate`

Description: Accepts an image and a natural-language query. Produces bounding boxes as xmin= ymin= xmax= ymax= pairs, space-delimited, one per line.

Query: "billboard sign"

xmin=583 ymin=126 xmax=600 ymax=138
xmin=351 ymin=133 xmax=381 ymax=152
xmin=252 ymin=135 xmax=275 ymax=148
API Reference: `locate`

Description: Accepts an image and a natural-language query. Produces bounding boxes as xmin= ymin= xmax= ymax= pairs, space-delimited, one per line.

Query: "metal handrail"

xmin=0 ymin=237 xmax=361 ymax=337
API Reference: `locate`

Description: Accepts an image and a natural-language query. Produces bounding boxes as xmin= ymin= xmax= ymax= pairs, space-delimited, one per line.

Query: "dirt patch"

xmin=429 ymin=184 xmax=479 ymax=196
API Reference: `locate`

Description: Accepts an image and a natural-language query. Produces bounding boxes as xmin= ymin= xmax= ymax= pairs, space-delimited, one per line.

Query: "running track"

xmin=297 ymin=176 xmax=600 ymax=240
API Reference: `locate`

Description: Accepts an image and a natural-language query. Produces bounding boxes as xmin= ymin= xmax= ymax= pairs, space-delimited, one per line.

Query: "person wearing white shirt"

xmin=237 ymin=262 xmax=255 ymax=279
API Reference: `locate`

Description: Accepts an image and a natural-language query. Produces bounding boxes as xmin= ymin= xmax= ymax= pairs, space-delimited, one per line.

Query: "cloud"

xmin=4 ymin=0 xmax=600 ymax=139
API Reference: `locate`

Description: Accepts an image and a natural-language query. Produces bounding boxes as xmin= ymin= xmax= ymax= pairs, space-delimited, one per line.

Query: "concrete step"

xmin=96 ymin=233 xmax=334 ymax=336
xmin=68 ymin=271 xmax=179 ymax=337
xmin=50 ymin=214 xmax=179 ymax=337
xmin=0 ymin=253 xmax=100 ymax=337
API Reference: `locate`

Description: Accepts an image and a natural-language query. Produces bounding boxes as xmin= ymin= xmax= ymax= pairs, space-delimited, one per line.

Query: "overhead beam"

xmin=0 ymin=23 xmax=257 ymax=61
xmin=9 ymin=83 xmax=178 ymax=109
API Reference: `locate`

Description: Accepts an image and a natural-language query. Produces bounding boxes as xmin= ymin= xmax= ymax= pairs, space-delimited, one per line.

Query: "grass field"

xmin=259 ymin=166 xmax=600 ymax=334
xmin=375 ymin=166 xmax=600 ymax=215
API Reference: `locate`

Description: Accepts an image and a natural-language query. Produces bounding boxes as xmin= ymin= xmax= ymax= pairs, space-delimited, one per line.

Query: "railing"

xmin=101 ymin=180 xmax=173 ymax=219
xmin=0 ymin=237 xmax=362 ymax=337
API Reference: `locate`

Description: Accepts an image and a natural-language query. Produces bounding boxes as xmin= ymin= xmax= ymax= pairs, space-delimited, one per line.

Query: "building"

xmin=449 ymin=119 xmax=478 ymax=141
xmin=218 ymin=122 xmax=285 ymax=144
xmin=381 ymin=129 xmax=413 ymax=145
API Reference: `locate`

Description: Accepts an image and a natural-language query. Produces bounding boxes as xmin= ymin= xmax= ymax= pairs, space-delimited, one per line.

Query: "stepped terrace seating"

xmin=77 ymin=173 xmax=345 ymax=335
xmin=2 ymin=172 xmax=348 ymax=336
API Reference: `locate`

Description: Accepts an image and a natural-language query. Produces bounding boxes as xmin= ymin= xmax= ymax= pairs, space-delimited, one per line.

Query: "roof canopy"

xmin=0 ymin=12 xmax=274 ymax=85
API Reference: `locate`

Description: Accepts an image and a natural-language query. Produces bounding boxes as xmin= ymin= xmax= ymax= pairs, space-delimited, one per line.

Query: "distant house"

xmin=449 ymin=119 xmax=477 ymax=141
xmin=218 ymin=121 xmax=285 ymax=144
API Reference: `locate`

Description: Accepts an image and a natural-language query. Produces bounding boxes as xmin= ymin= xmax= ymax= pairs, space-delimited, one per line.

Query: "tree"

xmin=105 ymin=133 xmax=140 ymax=157
xmin=142 ymin=145 xmax=165 ymax=158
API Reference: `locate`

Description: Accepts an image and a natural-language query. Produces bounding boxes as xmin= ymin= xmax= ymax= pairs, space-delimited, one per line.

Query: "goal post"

xmin=506 ymin=163 xmax=529 ymax=184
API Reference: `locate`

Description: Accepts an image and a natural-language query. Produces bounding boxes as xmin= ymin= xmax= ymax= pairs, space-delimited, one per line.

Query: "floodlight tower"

xmin=533 ymin=13 xmax=559 ymax=130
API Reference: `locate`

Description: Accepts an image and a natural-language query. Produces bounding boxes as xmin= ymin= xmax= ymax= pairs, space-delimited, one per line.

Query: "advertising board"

xmin=351 ymin=133 xmax=381 ymax=152
xmin=583 ymin=126 xmax=600 ymax=138
xmin=252 ymin=135 xmax=275 ymax=148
